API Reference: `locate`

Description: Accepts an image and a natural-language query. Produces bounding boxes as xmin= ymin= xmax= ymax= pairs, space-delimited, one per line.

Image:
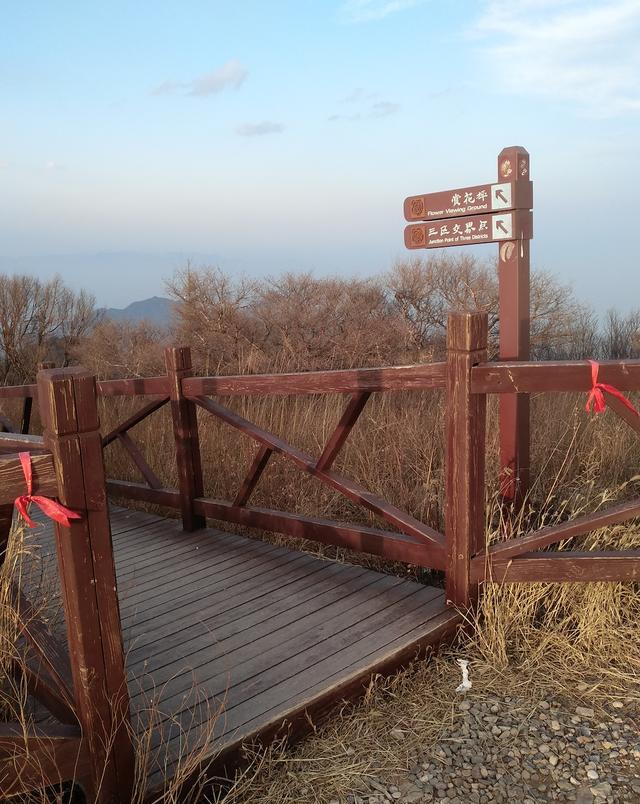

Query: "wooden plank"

xmin=0 ymin=723 xmax=90 ymax=798
xmin=145 ymin=576 xmax=430 ymax=742
xmin=472 ymin=497 xmax=640 ymax=577
xmin=117 ymin=432 xmax=163 ymax=489
xmin=133 ymin=566 xmax=380 ymax=697
xmin=0 ymin=433 xmax=45 ymax=451
xmin=445 ymin=313 xmax=487 ymax=608
xmin=37 ymin=366 xmax=134 ymax=801
xmin=107 ymin=479 xmax=181 ymax=508
xmin=182 ymin=362 xmax=447 ymax=397
xmin=10 ymin=583 xmax=76 ymax=724
xmin=165 ymin=347 xmax=205 ymax=531
xmin=0 ymin=452 xmax=57 ymax=504
xmin=96 ymin=376 xmax=169 ymax=396
xmin=234 ymin=444 xmax=273 ymax=506
xmin=121 ymin=544 xmax=303 ymax=627
xmin=0 ymin=383 xmax=36 ymax=399
xmin=606 ymin=393 xmax=640 ymax=436
xmin=190 ymin=396 xmax=445 ymax=559
xmin=316 ymin=392 xmax=371 ymax=472
xmin=148 ymin=583 xmax=442 ymax=753
xmin=127 ymin=562 xmax=357 ymax=675
xmin=485 ymin=551 xmax=640 ymax=583
xmin=472 ymin=360 xmax=640 ymax=394
xmin=102 ymin=396 xmax=170 ymax=446
xmin=149 ymin=600 xmax=457 ymax=793
xmin=194 ymin=497 xmax=442 ymax=568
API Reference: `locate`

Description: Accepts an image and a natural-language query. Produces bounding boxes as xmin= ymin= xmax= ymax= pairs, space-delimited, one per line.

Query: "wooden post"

xmin=497 ymin=146 xmax=531 ymax=503
xmin=165 ymin=347 xmax=205 ymax=531
xmin=445 ymin=312 xmax=488 ymax=608
xmin=37 ymin=367 xmax=134 ymax=803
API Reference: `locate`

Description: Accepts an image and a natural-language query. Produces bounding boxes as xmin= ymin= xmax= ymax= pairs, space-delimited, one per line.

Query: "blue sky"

xmin=1 ymin=0 xmax=639 ymax=308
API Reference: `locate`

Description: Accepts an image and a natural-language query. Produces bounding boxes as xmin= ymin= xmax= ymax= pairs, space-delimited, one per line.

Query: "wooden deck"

xmin=27 ymin=506 xmax=459 ymax=792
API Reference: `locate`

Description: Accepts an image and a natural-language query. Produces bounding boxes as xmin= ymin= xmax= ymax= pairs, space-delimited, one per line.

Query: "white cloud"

xmin=330 ymin=90 xmax=400 ymax=121
xmin=475 ymin=0 xmax=640 ymax=116
xmin=236 ymin=121 xmax=285 ymax=137
xmin=339 ymin=0 xmax=427 ymax=22
xmin=0 ymin=160 xmax=7 ymax=170
xmin=370 ymin=100 xmax=400 ymax=117
xmin=153 ymin=59 xmax=248 ymax=97
xmin=45 ymin=161 xmax=65 ymax=171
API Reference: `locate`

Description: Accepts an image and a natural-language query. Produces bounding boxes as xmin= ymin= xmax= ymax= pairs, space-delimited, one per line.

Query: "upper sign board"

xmin=404 ymin=180 xmax=532 ymax=222
xmin=404 ymin=210 xmax=533 ymax=250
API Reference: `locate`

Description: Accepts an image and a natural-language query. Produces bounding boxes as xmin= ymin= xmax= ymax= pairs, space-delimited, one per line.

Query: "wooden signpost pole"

xmin=497 ymin=146 xmax=530 ymax=503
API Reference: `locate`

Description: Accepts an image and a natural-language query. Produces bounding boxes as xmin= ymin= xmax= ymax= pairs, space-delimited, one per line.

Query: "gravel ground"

xmin=327 ymin=690 xmax=640 ymax=804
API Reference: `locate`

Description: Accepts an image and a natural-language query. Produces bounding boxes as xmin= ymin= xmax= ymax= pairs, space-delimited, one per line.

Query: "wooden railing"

xmin=0 ymin=369 xmax=133 ymax=803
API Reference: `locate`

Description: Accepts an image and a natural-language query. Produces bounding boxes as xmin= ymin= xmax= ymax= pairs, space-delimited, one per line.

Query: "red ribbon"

xmin=585 ymin=360 xmax=640 ymax=417
xmin=14 ymin=452 xmax=82 ymax=529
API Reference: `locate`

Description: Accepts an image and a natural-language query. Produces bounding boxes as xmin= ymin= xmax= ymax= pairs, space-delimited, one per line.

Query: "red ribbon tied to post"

xmin=585 ymin=360 xmax=640 ymax=417
xmin=14 ymin=452 xmax=82 ymax=529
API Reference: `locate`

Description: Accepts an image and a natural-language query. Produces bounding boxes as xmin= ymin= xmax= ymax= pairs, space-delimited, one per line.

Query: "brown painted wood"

xmin=0 ymin=383 xmax=36 ymax=399
xmin=316 ymin=391 xmax=371 ymax=471
xmin=0 ymin=452 xmax=57 ymax=504
xmin=605 ymin=393 xmax=640 ymax=436
xmin=0 ymin=723 xmax=90 ymax=798
xmin=472 ymin=497 xmax=640 ymax=579
xmin=117 ymin=431 xmax=163 ymax=489
xmin=0 ymin=432 xmax=45 ymax=451
xmin=485 ymin=551 xmax=640 ymax=583
xmin=102 ymin=395 xmax=170 ymax=447
xmin=107 ymin=478 xmax=181 ymax=507
xmin=10 ymin=582 xmax=76 ymax=724
xmin=96 ymin=376 xmax=169 ymax=396
xmin=445 ymin=312 xmax=488 ymax=608
xmin=190 ymin=395 xmax=445 ymax=559
xmin=233 ymin=444 xmax=273 ymax=506
xmin=182 ymin=362 xmax=446 ymax=397
xmin=472 ymin=360 xmax=640 ymax=394
xmin=194 ymin=496 xmax=444 ymax=568
xmin=37 ymin=366 xmax=134 ymax=802
xmin=165 ymin=347 xmax=205 ymax=531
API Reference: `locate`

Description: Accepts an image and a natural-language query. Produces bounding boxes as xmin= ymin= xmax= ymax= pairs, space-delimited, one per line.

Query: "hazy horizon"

xmin=2 ymin=1 xmax=639 ymax=311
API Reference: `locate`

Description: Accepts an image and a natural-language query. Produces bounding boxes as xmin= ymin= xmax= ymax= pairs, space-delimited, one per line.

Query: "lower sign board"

xmin=404 ymin=210 xmax=533 ymax=250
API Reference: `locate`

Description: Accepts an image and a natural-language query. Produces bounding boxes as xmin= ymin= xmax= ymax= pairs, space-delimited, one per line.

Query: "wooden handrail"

xmin=472 ymin=359 xmax=640 ymax=394
xmin=182 ymin=362 xmax=447 ymax=397
xmin=0 ymin=452 xmax=57 ymax=504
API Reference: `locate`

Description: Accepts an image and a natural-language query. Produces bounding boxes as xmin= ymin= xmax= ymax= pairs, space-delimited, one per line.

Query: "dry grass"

xmin=1 ymin=385 xmax=639 ymax=801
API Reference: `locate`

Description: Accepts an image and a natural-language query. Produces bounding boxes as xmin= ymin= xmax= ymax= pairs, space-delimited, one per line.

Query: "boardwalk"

xmin=27 ymin=506 xmax=458 ymax=792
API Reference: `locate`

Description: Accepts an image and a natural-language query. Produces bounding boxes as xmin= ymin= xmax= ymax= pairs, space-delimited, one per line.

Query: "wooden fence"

xmin=0 ymin=311 xmax=639 ymax=801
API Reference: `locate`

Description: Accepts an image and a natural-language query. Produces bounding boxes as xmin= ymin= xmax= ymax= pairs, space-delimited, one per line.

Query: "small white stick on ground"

xmin=455 ymin=659 xmax=472 ymax=692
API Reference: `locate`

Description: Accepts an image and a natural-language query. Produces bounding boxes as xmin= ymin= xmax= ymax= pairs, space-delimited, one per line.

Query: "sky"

xmin=1 ymin=0 xmax=639 ymax=309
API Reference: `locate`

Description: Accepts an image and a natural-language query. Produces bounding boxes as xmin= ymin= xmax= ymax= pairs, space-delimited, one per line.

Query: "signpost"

xmin=403 ymin=146 xmax=532 ymax=503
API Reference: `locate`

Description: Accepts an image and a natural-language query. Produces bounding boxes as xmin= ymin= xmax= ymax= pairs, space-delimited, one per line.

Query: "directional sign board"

xmin=404 ymin=181 xmax=532 ymax=222
xmin=404 ymin=210 xmax=532 ymax=250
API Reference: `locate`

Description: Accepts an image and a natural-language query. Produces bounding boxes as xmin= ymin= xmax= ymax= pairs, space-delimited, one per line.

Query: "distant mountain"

xmin=101 ymin=296 xmax=173 ymax=327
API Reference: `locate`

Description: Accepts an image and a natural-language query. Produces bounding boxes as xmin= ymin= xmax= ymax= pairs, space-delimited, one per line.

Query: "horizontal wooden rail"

xmin=472 ymin=360 xmax=640 ymax=394
xmin=480 ymin=551 xmax=640 ymax=583
xmin=105 ymin=479 xmax=446 ymax=569
xmin=0 ymin=452 xmax=57 ymax=504
xmin=182 ymin=362 xmax=446 ymax=397
xmin=0 ymin=723 xmax=89 ymax=797
xmin=471 ymin=498 xmax=640 ymax=576
xmin=0 ymin=384 xmax=36 ymax=400
xmin=96 ymin=376 xmax=169 ymax=397
xmin=0 ymin=433 xmax=45 ymax=452
xmin=189 ymin=395 xmax=445 ymax=559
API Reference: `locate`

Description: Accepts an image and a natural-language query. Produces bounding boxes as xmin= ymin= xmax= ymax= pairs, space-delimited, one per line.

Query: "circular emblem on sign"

xmin=500 ymin=159 xmax=513 ymax=178
xmin=410 ymin=198 xmax=424 ymax=217
xmin=411 ymin=226 xmax=425 ymax=246
xmin=500 ymin=242 xmax=515 ymax=262
xmin=519 ymin=158 xmax=528 ymax=176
